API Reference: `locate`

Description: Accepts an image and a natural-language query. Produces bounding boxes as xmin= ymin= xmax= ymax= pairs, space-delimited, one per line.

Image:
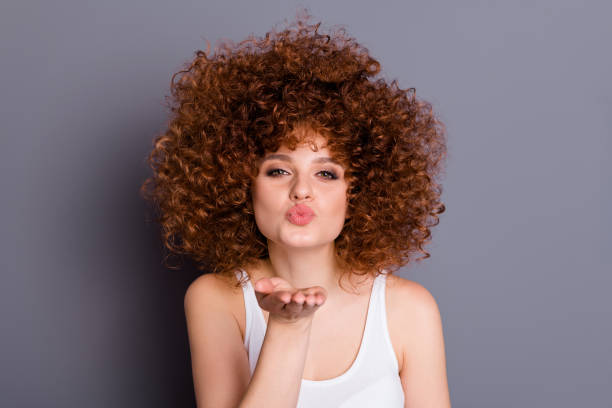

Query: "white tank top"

xmin=235 ymin=268 xmax=405 ymax=407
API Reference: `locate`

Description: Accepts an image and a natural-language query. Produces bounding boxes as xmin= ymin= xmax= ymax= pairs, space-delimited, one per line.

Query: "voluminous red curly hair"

xmin=141 ymin=12 xmax=447 ymax=289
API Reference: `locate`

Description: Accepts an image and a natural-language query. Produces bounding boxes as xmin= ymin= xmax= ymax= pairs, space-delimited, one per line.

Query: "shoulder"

xmin=184 ymin=272 xmax=243 ymax=313
xmin=184 ymin=271 xmax=248 ymax=338
xmin=385 ymin=274 xmax=451 ymax=405
xmin=384 ymin=274 xmax=444 ymax=368
xmin=185 ymin=273 xmax=222 ymax=303
xmin=385 ymin=274 xmax=440 ymax=316
xmin=183 ymin=272 xmax=252 ymax=406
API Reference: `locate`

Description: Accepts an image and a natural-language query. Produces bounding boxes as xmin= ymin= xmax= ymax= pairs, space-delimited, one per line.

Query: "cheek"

xmin=252 ymin=181 xmax=281 ymax=226
xmin=335 ymin=194 xmax=347 ymax=213
xmin=252 ymin=191 xmax=266 ymax=221
xmin=333 ymin=186 xmax=349 ymax=210
xmin=323 ymin=190 xmax=348 ymax=222
xmin=253 ymin=182 xmax=275 ymax=208
xmin=252 ymin=193 xmax=272 ymax=237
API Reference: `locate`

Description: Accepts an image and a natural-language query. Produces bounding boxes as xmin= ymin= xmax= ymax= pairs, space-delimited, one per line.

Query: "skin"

xmin=250 ymin=129 xmax=350 ymax=303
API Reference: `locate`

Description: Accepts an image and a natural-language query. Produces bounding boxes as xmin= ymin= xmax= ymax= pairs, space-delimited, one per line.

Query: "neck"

xmin=262 ymin=240 xmax=346 ymax=298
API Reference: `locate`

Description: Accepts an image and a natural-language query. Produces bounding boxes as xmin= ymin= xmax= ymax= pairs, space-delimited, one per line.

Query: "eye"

xmin=318 ymin=170 xmax=338 ymax=180
xmin=264 ymin=168 xmax=339 ymax=180
xmin=266 ymin=168 xmax=289 ymax=177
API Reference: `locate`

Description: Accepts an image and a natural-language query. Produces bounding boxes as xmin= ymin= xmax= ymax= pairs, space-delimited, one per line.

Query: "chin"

xmin=277 ymin=234 xmax=320 ymax=248
xmin=277 ymin=230 xmax=343 ymax=249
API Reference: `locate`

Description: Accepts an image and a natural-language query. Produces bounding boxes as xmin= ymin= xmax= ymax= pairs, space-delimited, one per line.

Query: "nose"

xmin=290 ymin=172 xmax=313 ymax=201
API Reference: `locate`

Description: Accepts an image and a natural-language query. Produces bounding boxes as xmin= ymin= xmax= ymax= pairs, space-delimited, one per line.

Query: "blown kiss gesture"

xmin=253 ymin=277 xmax=328 ymax=324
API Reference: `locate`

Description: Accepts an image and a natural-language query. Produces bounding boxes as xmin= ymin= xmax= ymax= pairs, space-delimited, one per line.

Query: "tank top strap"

xmin=235 ymin=269 xmax=267 ymax=337
xmin=365 ymin=271 xmax=400 ymax=373
xmin=235 ymin=269 xmax=268 ymax=375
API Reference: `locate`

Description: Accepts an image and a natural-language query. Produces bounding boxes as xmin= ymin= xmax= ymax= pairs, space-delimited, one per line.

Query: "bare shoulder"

xmin=184 ymin=272 xmax=245 ymax=327
xmin=184 ymin=272 xmax=251 ymax=407
xmin=385 ymin=274 xmax=451 ymax=405
xmin=385 ymin=274 xmax=440 ymax=315
xmin=384 ymin=274 xmax=444 ymax=370
xmin=185 ymin=273 xmax=238 ymax=306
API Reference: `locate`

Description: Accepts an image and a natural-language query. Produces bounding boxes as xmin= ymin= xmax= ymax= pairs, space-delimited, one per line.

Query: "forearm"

xmin=239 ymin=317 xmax=312 ymax=408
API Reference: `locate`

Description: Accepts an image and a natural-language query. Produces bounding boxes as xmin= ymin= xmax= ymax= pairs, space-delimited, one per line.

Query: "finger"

xmin=295 ymin=291 xmax=319 ymax=306
xmin=299 ymin=296 xmax=323 ymax=314
xmin=267 ymin=277 xmax=294 ymax=291
xmin=314 ymin=286 xmax=328 ymax=299
xmin=299 ymin=287 xmax=319 ymax=297
xmin=271 ymin=292 xmax=300 ymax=314
xmin=303 ymin=294 xmax=316 ymax=307
xmin=284 ymin=299 xmax=305 ymax=315
xmin=258 ymin=290 xmax=291 ymax=311
xmin=277 ymin=291 xmax=292 ymax=304
xmin=301 ymin=299 xmax=318 ymax=313
xmin=253 ymin=278 xmax=276 ymax=293
xmin=300 ymin=286 xmax=328 ymax=301
xmin=292 ymin=291 xmax=306 ymax=304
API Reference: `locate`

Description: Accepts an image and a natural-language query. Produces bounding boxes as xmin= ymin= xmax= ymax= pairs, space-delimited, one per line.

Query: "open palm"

xmin=253 ymin=277 xmax=327 ymax=323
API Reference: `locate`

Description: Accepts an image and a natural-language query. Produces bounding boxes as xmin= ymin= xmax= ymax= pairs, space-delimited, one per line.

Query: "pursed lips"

xmin=286 ymin=204 xmax=315 ymax=225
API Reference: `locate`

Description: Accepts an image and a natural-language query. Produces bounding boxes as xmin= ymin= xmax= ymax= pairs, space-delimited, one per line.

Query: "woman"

xmin=142 ymin=12 xmax=450 ymax=408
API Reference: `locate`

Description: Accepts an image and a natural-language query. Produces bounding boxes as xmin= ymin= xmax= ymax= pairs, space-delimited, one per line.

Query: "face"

xmin=251 ymin=133 xmax=349 ymax=249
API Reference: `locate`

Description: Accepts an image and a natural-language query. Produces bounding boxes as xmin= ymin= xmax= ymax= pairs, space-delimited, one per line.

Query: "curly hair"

xmin=140 ymin=11 xmax=447 ymax=289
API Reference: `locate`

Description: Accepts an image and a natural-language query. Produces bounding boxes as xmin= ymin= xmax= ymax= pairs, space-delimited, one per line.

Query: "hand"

xmin=253 ymin=277 xmax=327 ymax=324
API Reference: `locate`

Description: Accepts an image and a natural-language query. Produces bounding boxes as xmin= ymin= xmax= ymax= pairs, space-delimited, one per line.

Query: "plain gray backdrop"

xmin=1 ymin=0 xmax=610 ymax=407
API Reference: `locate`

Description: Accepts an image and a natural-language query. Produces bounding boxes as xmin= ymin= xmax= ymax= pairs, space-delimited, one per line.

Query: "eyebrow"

xmin=260 ymin=154 xmax=342 ymax=166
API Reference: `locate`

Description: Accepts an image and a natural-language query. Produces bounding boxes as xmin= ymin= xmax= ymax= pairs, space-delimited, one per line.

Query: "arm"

xmin=185 ymin=273 xmax=323 ymax=408
xmin=397 ymin=282 xmax=451 ymax=408
xmin=240 ymin=316 xmax=313 ymax=407
xmin=184 ymin=274 xmax=251 ymax=408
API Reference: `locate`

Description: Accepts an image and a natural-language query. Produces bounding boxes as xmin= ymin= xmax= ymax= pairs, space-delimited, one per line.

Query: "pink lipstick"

xmin=286 ymin=204 xmax=315 ymax=226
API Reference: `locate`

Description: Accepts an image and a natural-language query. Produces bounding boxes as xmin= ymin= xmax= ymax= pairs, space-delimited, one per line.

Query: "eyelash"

xmin=266 ymin=168 xmax=339 ymax=180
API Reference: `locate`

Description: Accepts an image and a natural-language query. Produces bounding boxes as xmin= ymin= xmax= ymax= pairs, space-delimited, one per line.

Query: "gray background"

xmin=1 ymin=0 xmax=610 ymax=407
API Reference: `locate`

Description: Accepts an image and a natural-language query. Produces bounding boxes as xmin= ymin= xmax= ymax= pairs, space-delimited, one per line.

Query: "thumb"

xmin=254 ymin=277 xmax=291 ymax=293
xmin=253 ymin=278 xmax=276 ymax=293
